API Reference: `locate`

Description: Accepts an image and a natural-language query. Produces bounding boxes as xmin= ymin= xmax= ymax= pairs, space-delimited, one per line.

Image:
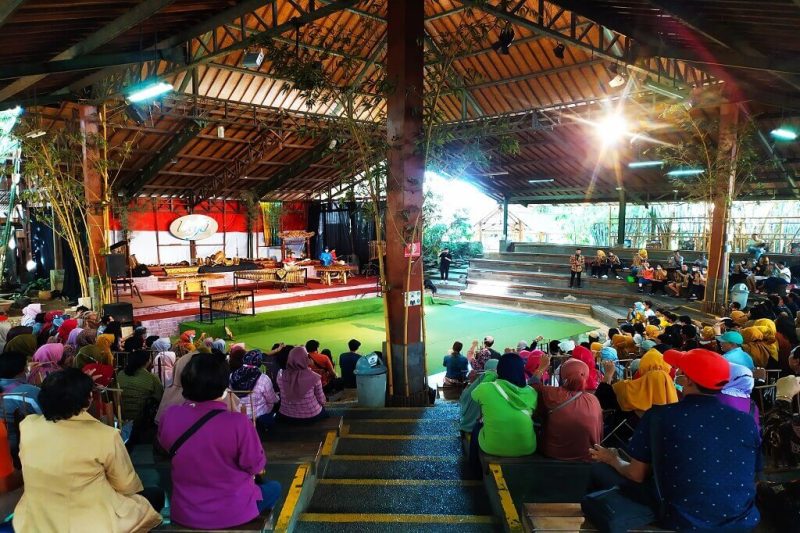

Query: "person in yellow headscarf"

xmin=609 ymin=349 xmax=678 ymax=416
xmin=95 ymin=334 xmax=115 ymax=366
xmin=730 ymin=310 xmax=748 ymax=327
xmin=741 ymin=326 xmax=771 ymax=368
xmin=631 ymin=249 xmax=648 ymax=276
xmin=753 ymin=318 xmax=779 ymax=363
xmin=612 ymin=333 xmax=636 ymax=356
xmin=591 ymin=250 xmax=609 ymax=278
xmin=644 ymin=324 xmax=661 ymax=342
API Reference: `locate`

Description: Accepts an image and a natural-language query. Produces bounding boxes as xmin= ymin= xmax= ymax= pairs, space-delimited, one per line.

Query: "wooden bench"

xmin=437 ymin=382 xmax=467 ymax=401
xmin=263 ymin=416 xmax=343 ymax=442
xmin=156 ymin=509 xmax=273 ymax=532
xmin=480 ymin=454 xmax=593 ymax=504
xmin=524 ymin=503 xmax=671 ymax=532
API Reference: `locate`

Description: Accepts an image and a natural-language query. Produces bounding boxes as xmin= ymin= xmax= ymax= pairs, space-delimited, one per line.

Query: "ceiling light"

xmin=528 ymin=178 xmax=554 ymax=184
xmin=770 ymin=128 xmax=797 ymax=141
xmin=609 ymin=74 xmax=626 ymax=88
xmin=595 ymin=113 xmax=628 ymax=145
xmin=492 ymin=25 xmax=515 ymax=55
xmin=667 ymin=168 xmax=704 ymax=177
xmin=480 ymin=171 xmax=509 ymax=176
xmin=242 ymin=49 xmax=265 ymax=69
xmin=553 ymin=43 xmax=566 ymax=60
xmin=127 ymin=81 xmax=173 ymax=103
xmin=328 ymin=139 xmax=338 ymax=150
xmin=628 ymin=160 xmax=664 ymax=169
xmin=217 ymin=126 xmax=225 ymax=138
xmin=644 ymin=79 xmax=686 ymax=100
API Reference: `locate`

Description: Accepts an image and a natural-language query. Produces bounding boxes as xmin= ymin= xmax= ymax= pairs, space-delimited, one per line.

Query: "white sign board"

xmin=169 ymin=214 xmax=218 ymax=241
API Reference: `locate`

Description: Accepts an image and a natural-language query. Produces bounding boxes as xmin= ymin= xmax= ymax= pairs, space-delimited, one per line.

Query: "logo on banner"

xmin=169 ymin=214 xmax=218 ymax=241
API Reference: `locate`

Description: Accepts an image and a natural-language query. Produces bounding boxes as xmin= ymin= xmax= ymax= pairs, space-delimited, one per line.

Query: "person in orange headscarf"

xmin=94 ymin=334 xmax=115 ymax=366
xmin=730 ymin=310 xmax=748 ymax=328
xmin=753 ymin=318 xmax=779 ymax=365
xmin=741 ymin=326 xmax=771 ymax=368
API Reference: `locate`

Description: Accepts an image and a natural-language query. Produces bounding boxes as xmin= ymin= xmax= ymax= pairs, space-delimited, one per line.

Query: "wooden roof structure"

xmin=1 ymin=0 xmax=799 ymax=204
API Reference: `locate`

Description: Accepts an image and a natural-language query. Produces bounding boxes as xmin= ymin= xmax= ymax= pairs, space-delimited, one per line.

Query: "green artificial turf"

xmin=181 ymin=297 xmax=594 ymax=375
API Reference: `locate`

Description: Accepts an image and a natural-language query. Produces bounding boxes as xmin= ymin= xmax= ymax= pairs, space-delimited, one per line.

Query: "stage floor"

xmin=181 ymin=298 xmax=596 ymax=376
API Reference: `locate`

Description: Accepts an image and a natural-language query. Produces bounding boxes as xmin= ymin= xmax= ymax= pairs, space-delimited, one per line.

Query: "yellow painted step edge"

xmin=318 ymin=478 xmax=483 ymax=486
xmin=299 ymin=513 xmax=496 ymax=524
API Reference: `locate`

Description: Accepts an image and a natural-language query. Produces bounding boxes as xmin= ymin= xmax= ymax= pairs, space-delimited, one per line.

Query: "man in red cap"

xmin=582 ymin=348 xmax=760 ymax=533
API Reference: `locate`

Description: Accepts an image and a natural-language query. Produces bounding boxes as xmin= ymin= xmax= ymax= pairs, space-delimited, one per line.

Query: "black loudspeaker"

xmin=105 ymin=254 xmax=127 ymax=279
xmin=103 ymin=302 xmax=134 ymax=325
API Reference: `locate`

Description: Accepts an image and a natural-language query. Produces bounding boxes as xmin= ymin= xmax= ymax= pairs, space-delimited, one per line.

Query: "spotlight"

xmin=492 ymin=26 xmax=515 ymax=55
xmin=595 ymin=113 xmax=628 ymax=145
xmin=127 ymin=81 xmax=173 ymax=103
xmin=770 ymin=128 xmax=797 ymax=141
xmin=25 ymin=259 xmax=36 ymax=272
xmin=553 ymin=43 xmax=566 ymax=60
xmin=242 ymin=48 xmax=265 ymax=69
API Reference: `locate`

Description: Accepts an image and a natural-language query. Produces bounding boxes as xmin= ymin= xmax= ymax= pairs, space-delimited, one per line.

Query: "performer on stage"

xmin=569 ymin=248 xmax=584 ymax=289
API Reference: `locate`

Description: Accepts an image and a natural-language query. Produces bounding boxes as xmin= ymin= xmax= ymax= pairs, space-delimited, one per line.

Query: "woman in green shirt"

xmin=469 ymin=353 xmax=537 ymax=469
xmin=117 ymin=350 xmax=164 ymax=423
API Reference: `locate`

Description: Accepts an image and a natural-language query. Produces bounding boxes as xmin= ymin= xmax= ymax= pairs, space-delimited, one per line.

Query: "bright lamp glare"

xmin=596 ymin=114 xmax=628 ymax=145
xmin=7 ymin=237 xmax=15 ymax=250
xmin=667 ymin=168 xmax=705 ymax=177
xmin=25 ymin=259 xmax=36 ymax=272
xmin=127 ymin=82 xmax=173 ymax=103
xmin=770 ymin=128 xmax=797 ymax=141
xmin=628 ymin=160 xmax=664 ymax=169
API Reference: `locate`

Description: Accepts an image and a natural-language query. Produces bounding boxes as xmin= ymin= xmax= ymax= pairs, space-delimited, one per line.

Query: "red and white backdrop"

xmin=111 ymin=199 xmax=308 ymax=265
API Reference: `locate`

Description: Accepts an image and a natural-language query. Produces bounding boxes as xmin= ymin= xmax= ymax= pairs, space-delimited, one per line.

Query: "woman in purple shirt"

xmin=157 ymin=354 xmax=281 ymax=529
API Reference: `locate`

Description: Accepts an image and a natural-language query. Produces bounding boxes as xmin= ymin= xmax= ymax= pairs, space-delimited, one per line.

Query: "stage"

xmin=118 ymin=275 xmax=381 ymax=338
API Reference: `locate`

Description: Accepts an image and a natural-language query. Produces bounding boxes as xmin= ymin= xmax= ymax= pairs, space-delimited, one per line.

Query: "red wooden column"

xmin=384 ymin=0 xmax=426 ymax=405
xmin=79 ymin=105 xmax=106 ymax=280
xmin=704 ymin=102 xmax=739 ymax=313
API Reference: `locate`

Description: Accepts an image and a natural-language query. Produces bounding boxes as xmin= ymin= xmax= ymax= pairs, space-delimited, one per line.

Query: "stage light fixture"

xmin=242 ymin=48 xmax=265 ymax=69
xmin=667 ymin=168 xmax=704 ymax=177
xmin=127 ymin=81 xmax=173 ymax=103
xmin=217 ymin=126 xmax=225 ymax=138
xmin=596 ymin=113 xmax=628 ymax=145
xmin=124 ymin=105 xmax=149 ymax=125
xmin=644 ymin=79 xmax=686 ymax=100
xmin=628 ymin=160 xmax=664 ymax=169
xmin=553 ymin=43 xmax=566 ymax=59
xmin=770 ymin=127 xmax=797 ymax=141
xmin=528 ymin=178 xmax=554 ymax=184
xmin=492 ymin=25 xmax=515 ymax=55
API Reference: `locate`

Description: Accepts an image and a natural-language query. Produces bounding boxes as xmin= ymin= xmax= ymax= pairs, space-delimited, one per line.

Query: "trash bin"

xmin=355 ymin=353 xmax=387 ymax=408
xmin=730 ymin=283 xmax=749 ymax=309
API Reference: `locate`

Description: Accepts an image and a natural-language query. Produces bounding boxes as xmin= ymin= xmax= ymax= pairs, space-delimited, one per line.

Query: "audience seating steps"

xmin=154 ymin=510 xmax=273 ymax=532
xmin=295 ymin=404 xmax=499 ymax=532
xmin=524 ymin=503 xmax=673 ymax=532
xmin=468 ymin=267 xmax=629 ymax=287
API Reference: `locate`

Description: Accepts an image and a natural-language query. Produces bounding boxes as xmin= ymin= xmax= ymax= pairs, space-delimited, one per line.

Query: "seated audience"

xmin=14 ymin=369 xmax=163 ymax=532
xmin=582 ymin=349 xmax=760 ymax=532
xmin=28 ymin=344 xmax=65 ymax=386
xmin=443 ymin=341 xmax=469 ymax=385
xmin=571 ymin=345 xmax=600 ymax=390
xmin=530 ymin=356 xmax=602 ymax=462
xmin=599 ymin=347 xmax=623 ymax=379
xmin=228 ymin=343 xmax=247 ymax=373
xmin=0 ymin=351 xmax=42 ymax=461
xmin=789 ymin=346 xmax=800 ymax=376
xmin=459 ymin=359 xmax=498 ymax=433
xmin=339 ymin=339 xmax=363 ymax=388
xmin=230 ymin=350 xmax=279 ymax=431
xmin=123 ymin=326 xmax=147 ymax=352
xmin=719 ymin=363 xmax=759 ymax=429
xmin=117 ymin=350 xmax=164 ymax=422
xmin=306 ymin=340 xmax=342 ymax=394
xmin=158 ymin=354 xmax=280 ymax=529
xmin=74 ymin=345 xmax=114 ymax=387
xmin=688 ymin=267 xmax=707 ymax=301
xmin=277 ymin=346 xmax=328 ymax=423
xmin=596 ymin=349 xmax=678 ymax=417
xmin=741 ymin=326 xmax=772 ymax=368
xmin=774 ymin=316 xmax=798 ymax=374
xmin=608 ymin=251 xmax=622 ymax=279
xmin=590 ymin=250 xmax=609 ymax=278
xmin=667 ymin=263 xmax=690 ymax=298
xmin=3 ymin=334 xmax=36 ymax=359
xmin=468 ymin=336 xmax=502 ymax=376
xmin=152 ymin=338 xmax=177 ymax=387
xmin=470 ymin=353 xmax=537 ymax=463
xmin=762 ymin=375 xmax=800 ymax=468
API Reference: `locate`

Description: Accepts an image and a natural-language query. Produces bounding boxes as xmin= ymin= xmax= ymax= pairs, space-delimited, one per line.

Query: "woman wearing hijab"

xmin=211 ymin=339 xmax=226 ymax=354
xmin=66 ymin=327 xmax=82 ymax=349
xmin=523 ymin=349 xmax=548 ymax=381
xmin=719 ymin=363 xmax=759 ymax=429
xmin=599 ymin=346 xmax=624 ymax=380
xmin=459 ymin=359 xmax=499 ymax=433
xmin=3 ymin=334 xmax=37 ymax=359
xmin=151 ymin=338 xmax=177 ymax=387
xmin=76 ymin=329 xmax=97 ymax=348
xmin=95 ymin=334 xmax=116 ymax=366
xmin=0 ymin=321 xmax=11 ymax=354
xmin=28 ymin=344 xmax=65 ymax=386
xmin=117 ymin=350 xmax=163 ymax=422
xmin=230 ymin=350 xmax=279 ymax=430
xmin=597 ymin=349 xmax=678 ymax=416
xmin=571 ymin=345 xmax=600 ymax=390
xmin=176 ymin=330 xmax=196 ymax=354
xmin=530 ymin=357 xmax=603 ymax=462
xmin=20 ymin=304 xmax=41 ymax=328
xmin=277 ymin=346 xmax=327 ymax=423
xmin=74 ymin=345 xmax=115 ymax=388
xmin=470 ymin=353 xmax=537 ymax=462
xmin=229 ymin=344 xmax=247 ymax=373
xmin=741 ymin=326 xmax=772 ymax=368
xmin=56 ymin=319 xmax=78 ymax=344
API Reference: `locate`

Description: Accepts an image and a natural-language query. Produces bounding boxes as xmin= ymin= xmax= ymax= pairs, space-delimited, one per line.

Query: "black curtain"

xmin=310 ymin=201 xmax=377 ymax=267
xmin=29 ymin=211 xmax=55 ymax=280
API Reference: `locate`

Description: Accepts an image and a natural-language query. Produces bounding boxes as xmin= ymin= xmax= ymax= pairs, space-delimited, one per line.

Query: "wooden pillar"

xmin=502 ymin=196 xmax=509 ymax=246
xmin=385 ymin=0 xmax=426 ymax=405
xmin=705 ymin=103 xmax=739 ymax=313
xmin=79 ymin=105 xmax=106 ymax=278
xmin=616 ymin=189 xmax=626 ymax=247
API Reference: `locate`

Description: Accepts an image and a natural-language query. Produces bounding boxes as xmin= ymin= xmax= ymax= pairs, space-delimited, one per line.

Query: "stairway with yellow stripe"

xmin=294 ymin=403 xmax=501 ymax=532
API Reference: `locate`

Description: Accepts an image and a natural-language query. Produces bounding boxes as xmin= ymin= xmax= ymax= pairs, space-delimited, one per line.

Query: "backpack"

xmin=761 ymin=400 xmax=800 ymax=469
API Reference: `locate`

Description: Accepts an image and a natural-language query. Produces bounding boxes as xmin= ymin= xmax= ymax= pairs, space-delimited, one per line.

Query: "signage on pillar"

xmin=169 ymin=214 xmax=218 ymax=241
xmin=404 ymin=242 xmax=421 ymax=258
xmin=405 ymin=291 xmax=421 ymax=307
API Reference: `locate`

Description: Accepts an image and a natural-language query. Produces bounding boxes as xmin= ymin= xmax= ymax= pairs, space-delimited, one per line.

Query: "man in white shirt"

xmin=760 ymin=261 xmax=791 ymax=294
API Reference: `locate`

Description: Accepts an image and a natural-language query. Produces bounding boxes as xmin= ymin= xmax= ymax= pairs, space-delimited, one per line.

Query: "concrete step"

xmin=469 ymin=267 xmax=630 ymax=287
xmin=327 ymin=404 xmax=459 ymax=421
xmin=335 ymin=435 xmax=462 ymax=456
xmin=346 ymin=419 xmax=459 ymax=436
xmin=305 ymin=480 xmax=493 ymax=515
xmin=325 ymin=456 xmax=474 ymax=480
xmin=295 ymin=516 xmax=500 ymax=533
xmin=461 ymin=290 xmax=594 ymax=316
xmin=469 ymin=258 xmax=570 ymax=274
xmin=463 ymin=277 xmax=654 ymax=307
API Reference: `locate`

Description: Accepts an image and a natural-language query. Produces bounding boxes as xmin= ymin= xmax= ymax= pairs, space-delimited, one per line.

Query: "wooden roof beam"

xmin=255 ymin=140 xmax=331 ymax=199
xmin=0 ymin=0 xmax=179 ymax=102
xmin=0 ymin=0 xmax=25 ymax=30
